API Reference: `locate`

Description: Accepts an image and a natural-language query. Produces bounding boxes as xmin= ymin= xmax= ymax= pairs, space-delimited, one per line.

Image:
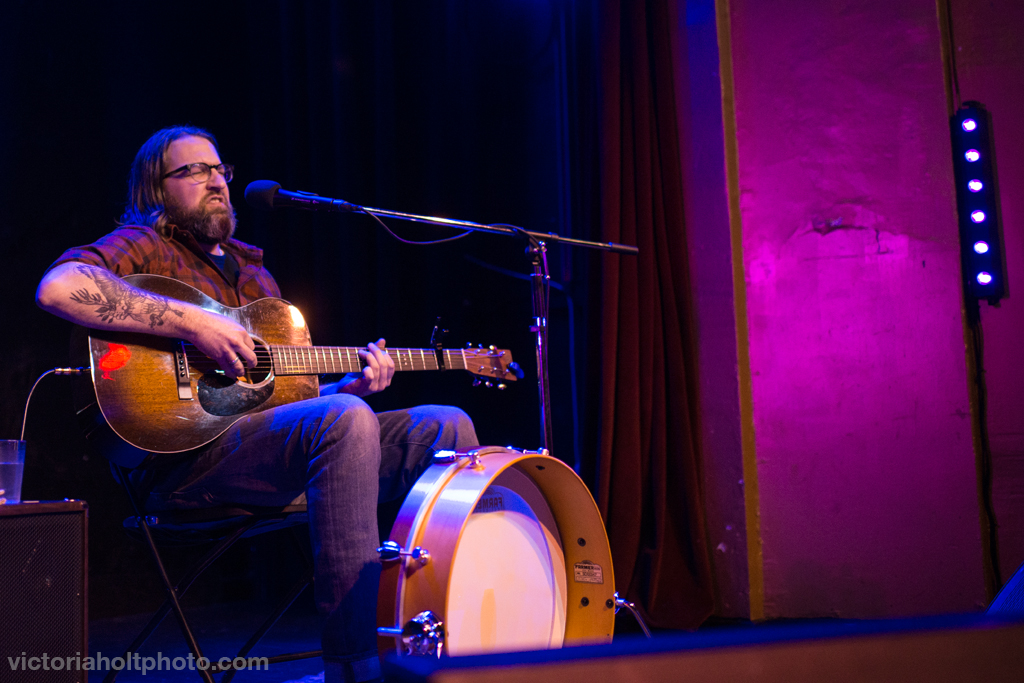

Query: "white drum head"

xmin=444 ymin=467 xmax=567 ymax=655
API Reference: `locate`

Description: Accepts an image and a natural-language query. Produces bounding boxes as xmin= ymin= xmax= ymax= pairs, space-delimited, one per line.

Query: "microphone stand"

xmin=354 ymin=203 xmax=638 ymax=456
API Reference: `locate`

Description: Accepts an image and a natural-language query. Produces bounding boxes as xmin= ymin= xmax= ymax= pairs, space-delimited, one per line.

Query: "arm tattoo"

xmin=68 ymin=266 xmax=185 ymax=329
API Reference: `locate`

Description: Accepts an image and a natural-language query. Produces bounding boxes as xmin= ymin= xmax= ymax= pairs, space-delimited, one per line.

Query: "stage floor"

xmin=89 ymin=599 xmax=326 ymax=682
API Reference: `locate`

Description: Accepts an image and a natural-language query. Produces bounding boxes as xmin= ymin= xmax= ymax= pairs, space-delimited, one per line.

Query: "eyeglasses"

xmin=162 ymin=162 xmax=234 ymax=183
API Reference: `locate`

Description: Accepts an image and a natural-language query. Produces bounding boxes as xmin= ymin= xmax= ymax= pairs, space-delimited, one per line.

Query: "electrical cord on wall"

xmin=967 ymin=304 xmax=1003 ymax=593
xmin=943 ymin=0 xmax=962 ymax=111
xmin=942 ymin=1 xmax=1003 ymax=596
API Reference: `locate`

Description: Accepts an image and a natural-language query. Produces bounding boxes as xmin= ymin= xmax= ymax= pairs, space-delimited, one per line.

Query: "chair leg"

xmin=218 ymin=570 xmax=316 ymax=683
xmin=105 ymin=520 xmax=260 ymax=683
xmin=291 ymin=524 xmax=315 ymax=571
xmin=113 ymin=466 xmax=217 ymax=683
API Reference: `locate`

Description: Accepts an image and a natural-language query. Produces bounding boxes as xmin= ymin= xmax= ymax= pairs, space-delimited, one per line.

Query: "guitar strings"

xmin=178 ymin=344 xmax=476 ymax=375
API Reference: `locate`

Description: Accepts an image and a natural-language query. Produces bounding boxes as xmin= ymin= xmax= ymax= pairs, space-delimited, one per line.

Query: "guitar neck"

xmin=271 ymin=345 xmax=468 ymax=376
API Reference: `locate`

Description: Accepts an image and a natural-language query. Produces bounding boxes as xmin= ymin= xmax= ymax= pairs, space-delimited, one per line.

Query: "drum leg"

xmin=614 ymin=593 xmax=652 ymax=638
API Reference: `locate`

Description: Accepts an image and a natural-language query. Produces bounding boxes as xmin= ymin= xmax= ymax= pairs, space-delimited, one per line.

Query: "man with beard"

xmin=36 ymin=126 xmax=478 ymax=683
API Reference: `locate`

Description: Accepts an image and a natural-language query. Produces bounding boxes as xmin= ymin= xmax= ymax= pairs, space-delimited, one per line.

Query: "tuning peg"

xmin=497 ymin=383 xmax=506 ymax=390
xmin=485 ymin=381 xmax=493 ymax=388
xmin=466 ymin=342 xmax=473 ymax=348
xmin=472 ymin=378 xmax=482 ymax=387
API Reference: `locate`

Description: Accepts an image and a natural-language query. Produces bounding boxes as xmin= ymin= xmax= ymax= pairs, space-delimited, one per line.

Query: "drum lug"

xmin=378 ymin=540 xmax=431 ymax=566
xmin=377 ymin=610 xmax=445 ymax=657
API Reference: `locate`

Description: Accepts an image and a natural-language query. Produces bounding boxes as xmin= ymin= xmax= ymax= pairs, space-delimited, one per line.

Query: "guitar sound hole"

xmin=196 ymin=340 xmax=276 ymax=417
xmin=237 ymin=360 xmax=272 ymax=385
xmin=183 ymin=339 xmax=274 ymax=386
xmin=238 ymin=339 xmax=274 ymax=385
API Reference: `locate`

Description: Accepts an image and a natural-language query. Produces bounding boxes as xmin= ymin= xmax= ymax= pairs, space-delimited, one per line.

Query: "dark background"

xmin=1 ymin=0 xmax=604 ymax=617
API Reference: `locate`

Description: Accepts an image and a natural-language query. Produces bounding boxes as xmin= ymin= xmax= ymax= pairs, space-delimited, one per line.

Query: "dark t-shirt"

xmin=207 ymin=251 xmax=240 ymax=289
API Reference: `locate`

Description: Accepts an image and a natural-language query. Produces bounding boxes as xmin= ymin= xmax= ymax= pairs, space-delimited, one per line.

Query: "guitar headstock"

xmin=462 ymin=346 xmax=521 ymax=386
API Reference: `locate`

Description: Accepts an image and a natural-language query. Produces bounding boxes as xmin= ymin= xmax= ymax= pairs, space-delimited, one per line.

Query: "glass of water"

xmin=0 ymin=440 xmax=26 ymax=504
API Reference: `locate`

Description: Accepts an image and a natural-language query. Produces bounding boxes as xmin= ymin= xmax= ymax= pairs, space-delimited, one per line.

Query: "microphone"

xmin=244 ymin=180 xmax=361 ymax=213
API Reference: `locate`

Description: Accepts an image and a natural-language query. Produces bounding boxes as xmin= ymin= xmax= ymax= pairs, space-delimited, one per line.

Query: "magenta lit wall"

xmin=724 ymin=0 xmax=987 ymax=617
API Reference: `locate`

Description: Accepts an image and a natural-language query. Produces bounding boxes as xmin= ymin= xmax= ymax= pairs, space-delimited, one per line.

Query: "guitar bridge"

xmin=175 ymin=342 xmax=193 ymax=400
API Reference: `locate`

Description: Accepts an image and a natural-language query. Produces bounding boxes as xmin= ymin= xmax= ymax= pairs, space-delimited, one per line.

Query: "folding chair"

xmin=105 ymin=464 xmax=322 ymax=683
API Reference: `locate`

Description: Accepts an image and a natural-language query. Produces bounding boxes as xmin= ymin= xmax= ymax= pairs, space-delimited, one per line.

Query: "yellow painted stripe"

xmin=715 ymin=0 xmax=765 ymax=621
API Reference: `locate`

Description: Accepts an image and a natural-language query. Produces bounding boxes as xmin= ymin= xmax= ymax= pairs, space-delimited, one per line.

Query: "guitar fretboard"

xmin=270 ymin=346 xmax=468 ymax=376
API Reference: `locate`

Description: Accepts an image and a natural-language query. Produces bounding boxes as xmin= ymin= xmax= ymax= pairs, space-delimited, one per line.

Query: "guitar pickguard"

xmin=196 ymin=373 xmax=277 ymax=416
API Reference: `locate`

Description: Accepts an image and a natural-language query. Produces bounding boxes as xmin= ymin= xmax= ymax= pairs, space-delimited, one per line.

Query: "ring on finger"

xmin=230 ymin=357 xmax=243 ymax=365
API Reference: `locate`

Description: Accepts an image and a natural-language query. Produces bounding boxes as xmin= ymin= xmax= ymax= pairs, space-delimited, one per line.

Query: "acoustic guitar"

xmin=73 ymin=274 xmax=517 ymax=467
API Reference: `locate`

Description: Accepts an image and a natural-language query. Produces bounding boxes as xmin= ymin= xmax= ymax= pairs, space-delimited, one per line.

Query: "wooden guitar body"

xmin=77 ymin=274 xmax=317 ymax=462
xmin=72 ymin=274 xmax=517 ymax=467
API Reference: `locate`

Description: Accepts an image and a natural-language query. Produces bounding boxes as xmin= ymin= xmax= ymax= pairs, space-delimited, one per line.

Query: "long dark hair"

xmin=119 ymin=125 xmax=219 ymax=235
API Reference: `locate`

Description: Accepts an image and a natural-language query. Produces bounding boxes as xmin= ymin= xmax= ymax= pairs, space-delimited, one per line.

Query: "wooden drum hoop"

xmin=377 ymin=446 xmax=615 ymax=657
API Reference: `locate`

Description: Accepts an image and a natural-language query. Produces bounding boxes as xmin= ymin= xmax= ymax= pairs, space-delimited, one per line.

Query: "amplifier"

xmin=0 ymin=501 xmax=88 ymax=683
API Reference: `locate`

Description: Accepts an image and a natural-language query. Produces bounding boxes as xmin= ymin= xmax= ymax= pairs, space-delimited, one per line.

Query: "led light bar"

xmin=950 ymin=103 xmax=1005 ymax=302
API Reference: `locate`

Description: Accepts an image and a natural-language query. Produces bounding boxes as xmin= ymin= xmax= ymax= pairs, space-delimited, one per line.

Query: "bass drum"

xmin=377 ymin=446 xmax=615 ymax=657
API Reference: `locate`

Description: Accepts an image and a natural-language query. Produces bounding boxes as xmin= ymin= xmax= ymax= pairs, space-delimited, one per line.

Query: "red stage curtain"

xmin=595 ymin=0 xmax=715 ymax=630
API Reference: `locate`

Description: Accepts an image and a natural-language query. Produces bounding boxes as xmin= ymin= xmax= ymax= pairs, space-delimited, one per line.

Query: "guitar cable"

xmin=20 ymin=367 xmax=88 ymax=441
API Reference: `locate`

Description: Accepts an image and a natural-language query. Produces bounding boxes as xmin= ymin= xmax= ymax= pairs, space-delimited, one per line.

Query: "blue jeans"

xmin=138 ymin=394 xmax=478 ymax=682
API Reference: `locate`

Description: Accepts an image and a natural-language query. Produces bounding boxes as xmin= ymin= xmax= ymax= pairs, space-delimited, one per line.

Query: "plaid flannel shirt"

xmin=48 ymin=224 xmax=280 ymax=306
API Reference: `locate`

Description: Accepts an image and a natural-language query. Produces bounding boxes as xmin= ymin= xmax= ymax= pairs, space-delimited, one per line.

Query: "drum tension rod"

xmin=378 ymin=540 xmax=431 ymax=566
xmin=434 ymin=445 xmax=527 ymax=469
